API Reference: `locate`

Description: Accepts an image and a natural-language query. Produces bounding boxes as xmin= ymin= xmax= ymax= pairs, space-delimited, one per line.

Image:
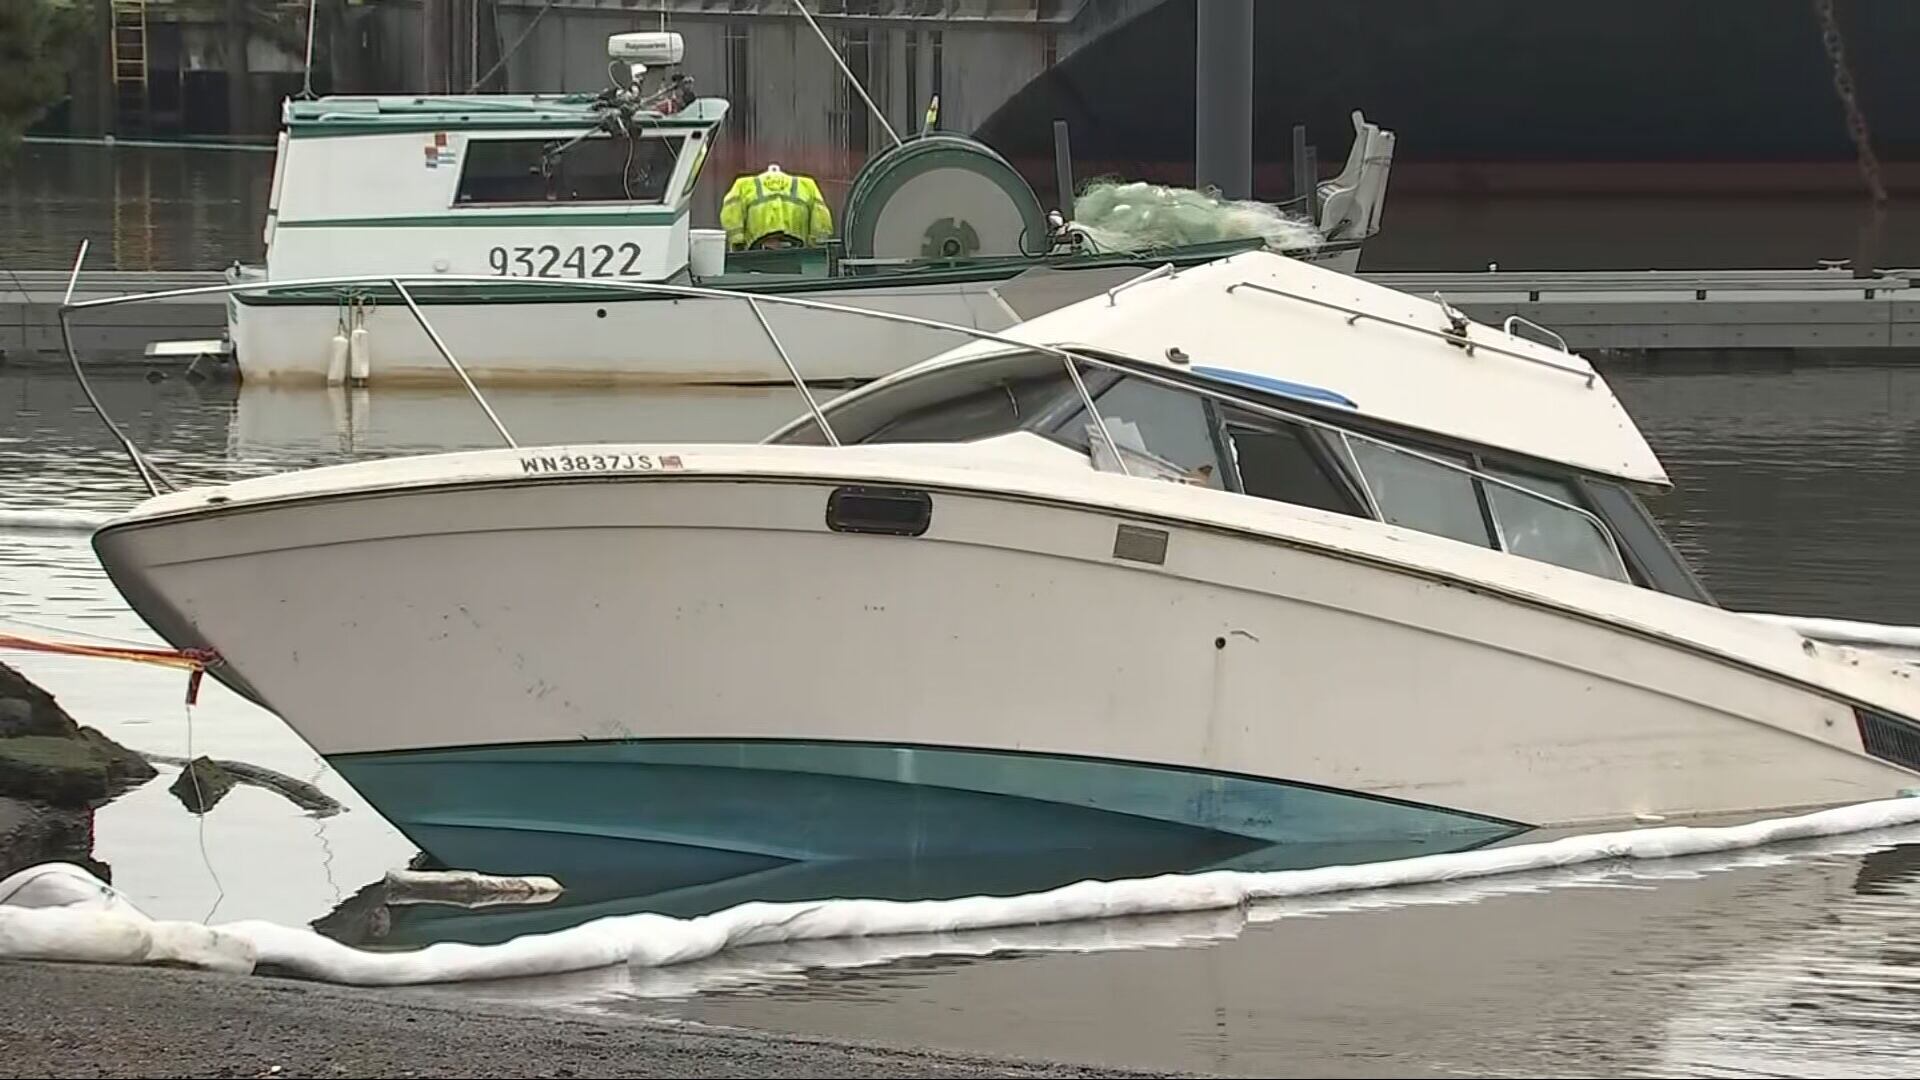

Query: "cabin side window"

xmin=1480 ymin=467 xmax=1629 ymax=582
xmin=455 ymin=135 xmax=682 ymax=205
xmin=1338 ymin=438 xmax=1496 ymax=550
xmin=1215 ymin=406 xmax=1365 ymax=517
xmin=1580 ymin=479 xmax=1715 ymax=601
xmin=766 ymin=351 xmax=1074 ymax=446
xmin=1334 ymin=437 xmax=1630 ymax=581
xmin=1056 ymin=375 xmax=1229 ymax=489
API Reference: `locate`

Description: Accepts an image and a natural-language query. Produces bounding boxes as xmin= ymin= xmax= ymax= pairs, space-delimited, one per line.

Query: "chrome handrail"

xmin=1225 ymin=279 xmax=1598 ymax=388
xmin=56 ymin=266 xmax=1134 ymax=489
xmin=59 ymin=242 xmax=179 ymax=495
xmin=390 ymin=279 xmax=516 ymax=448
xmin=1106 ymin=262 xmax=1175 ymax=306
xmin=1503 ymin=314 xmax=1569 ymax=354
xmin=745 ymin=295 xmax=837 ymax=447
xmin=58 ymin=265 xmax=1614 ymax=570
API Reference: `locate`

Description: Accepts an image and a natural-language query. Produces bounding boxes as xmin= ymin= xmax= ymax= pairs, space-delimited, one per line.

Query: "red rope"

xmin=0 ymin=632 xmax=220 ymax=704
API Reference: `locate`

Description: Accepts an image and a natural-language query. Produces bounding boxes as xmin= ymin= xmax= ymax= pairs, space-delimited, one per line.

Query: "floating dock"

xmin=1369 ymin=268 xmax=1920 ymax=351
xmin=5 ymin=266 xmax=1919 ymax=368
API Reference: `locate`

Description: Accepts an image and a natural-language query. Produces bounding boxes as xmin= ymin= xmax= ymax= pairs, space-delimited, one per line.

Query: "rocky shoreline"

xmin=0 ymin=660 xmax=157 ymax=882
xmin=0 ymin=659 xmax=341 ymax=881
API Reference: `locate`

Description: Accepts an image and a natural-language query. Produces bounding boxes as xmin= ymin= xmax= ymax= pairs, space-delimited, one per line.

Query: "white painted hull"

xmin=227 ymin=247 xmax=1363 ymax=387
xmin=96 ymin=456 xmax=1919 ymax=838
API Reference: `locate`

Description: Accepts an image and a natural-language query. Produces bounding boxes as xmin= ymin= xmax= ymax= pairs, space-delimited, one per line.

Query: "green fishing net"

xmin=1068 ymin=179 xmax=1324 ymax=253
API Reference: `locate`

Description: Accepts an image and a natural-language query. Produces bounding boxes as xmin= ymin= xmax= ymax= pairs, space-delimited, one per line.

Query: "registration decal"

xmin=518 ymin=452 xmax=670 ymax=475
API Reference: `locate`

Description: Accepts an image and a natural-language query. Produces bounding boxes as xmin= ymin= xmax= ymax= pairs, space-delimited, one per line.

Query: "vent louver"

xmin=1856 ymin=707 xmax=1920 ymax=772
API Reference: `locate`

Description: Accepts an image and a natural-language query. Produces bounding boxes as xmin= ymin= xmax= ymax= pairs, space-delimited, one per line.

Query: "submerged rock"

xmin=167 ymin=756 xmax=238 ymax=814
xmin=144 ymin=752 xmax=342 ymax=818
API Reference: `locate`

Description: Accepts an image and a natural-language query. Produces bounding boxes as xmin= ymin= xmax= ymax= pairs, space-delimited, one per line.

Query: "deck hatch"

xmin=1857 ymin=707 xmax=1920 ymax=773
xmin=826 ymin=486 xmax=932 ymax=537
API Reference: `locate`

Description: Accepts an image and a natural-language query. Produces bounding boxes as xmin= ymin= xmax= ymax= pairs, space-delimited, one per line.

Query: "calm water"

xmin=8 ymin=146 xmax=1920 ymax=1075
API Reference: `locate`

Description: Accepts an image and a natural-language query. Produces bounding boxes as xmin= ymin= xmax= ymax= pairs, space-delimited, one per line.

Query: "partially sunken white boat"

xmin=84 ymin=249 xmax=1920 ymax=906
xmin=184 ymin=31 xmax=1392 ymax=389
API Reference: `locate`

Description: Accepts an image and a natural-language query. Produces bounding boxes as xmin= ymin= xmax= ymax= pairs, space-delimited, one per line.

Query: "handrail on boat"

xmin=1224 ymin=279 xmax=1598 ymax=388
xmin=744 ymin=296 xmax=838 ymax=447
xmin=58 ymin=241 xmax=178 ymax=496
xmin=389 ymin=280 xmax=517 ymax=448
xmin=1503 ymin=315 xmax=1570 ymax=354
xmin=55 ymin=261 xmax=1134 ymax=489
xmin=1105 ymin=263 xmax=1176 ymax=306
xmin=56 ymin=259 xmax=1622 ymax=576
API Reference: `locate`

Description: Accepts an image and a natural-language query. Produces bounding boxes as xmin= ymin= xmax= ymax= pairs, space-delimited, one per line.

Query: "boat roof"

xmin=920 ymin=250 xmax=1670 ymax=487
xmin=281 ymin=94 xmax=729 ymax=136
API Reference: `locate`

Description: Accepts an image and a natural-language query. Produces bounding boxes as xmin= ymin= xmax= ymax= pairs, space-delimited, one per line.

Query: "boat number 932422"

xmin=488 ymin=243 xmax=642 ymax=278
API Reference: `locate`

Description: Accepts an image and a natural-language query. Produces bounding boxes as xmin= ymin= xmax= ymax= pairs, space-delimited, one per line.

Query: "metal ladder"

xmin=110 ymin=0 xmax=151 ymax=133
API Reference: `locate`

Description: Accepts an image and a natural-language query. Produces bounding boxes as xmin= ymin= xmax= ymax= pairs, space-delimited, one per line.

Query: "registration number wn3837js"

xmin=519 ymin=453 xmax=683 ymax=474
xmin=488 ymin=243 xmax=642 ymax=278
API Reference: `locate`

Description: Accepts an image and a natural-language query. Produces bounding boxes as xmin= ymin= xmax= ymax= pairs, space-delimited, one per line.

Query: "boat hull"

xmin=331 ymin=739 xmax=1519 ymax=905
xmin=93 ymin=464 xmax=1920 ymax=899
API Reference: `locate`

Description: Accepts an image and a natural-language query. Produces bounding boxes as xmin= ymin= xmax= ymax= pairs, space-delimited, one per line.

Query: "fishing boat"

xmin=74 ymin=247 xmax=1920 ymax=903
xmin=160 ymin=31 xmax=1393 ymax=388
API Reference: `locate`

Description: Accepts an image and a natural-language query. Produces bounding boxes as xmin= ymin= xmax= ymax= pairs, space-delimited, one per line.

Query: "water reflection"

xmin=0 ymin=144 xmax=271 ymax=272
xmin=385 ymin=826 xmax=1920 ymax=1079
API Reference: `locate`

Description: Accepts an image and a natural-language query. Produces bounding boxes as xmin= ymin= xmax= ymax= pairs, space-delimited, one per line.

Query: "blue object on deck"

xmin=1192 ymin=365 xmax=1357 ymax=409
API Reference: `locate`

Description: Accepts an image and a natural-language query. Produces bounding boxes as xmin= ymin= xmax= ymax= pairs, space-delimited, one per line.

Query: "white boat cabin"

xmin=259 ymin=34 xmax=724 ymax=285
xmin=768 ymin=250 xmax=1711 ymax=602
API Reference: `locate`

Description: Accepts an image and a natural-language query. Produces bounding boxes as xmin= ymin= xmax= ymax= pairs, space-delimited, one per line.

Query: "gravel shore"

xmin=0 ymin=959 xmax=1189 ymax=1079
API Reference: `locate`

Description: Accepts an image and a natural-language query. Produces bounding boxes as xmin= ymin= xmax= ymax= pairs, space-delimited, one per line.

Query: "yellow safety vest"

xmin=719 ymin=169 xmax=834 ymax=249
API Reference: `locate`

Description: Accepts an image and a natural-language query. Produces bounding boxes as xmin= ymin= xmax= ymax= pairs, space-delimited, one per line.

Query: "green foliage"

xmin=0 ymin=0 xmax=95 ymax=159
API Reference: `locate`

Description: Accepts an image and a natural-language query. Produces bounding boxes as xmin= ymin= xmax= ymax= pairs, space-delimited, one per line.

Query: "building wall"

xmin=448 ymin=7 xmax=1067 ymax=223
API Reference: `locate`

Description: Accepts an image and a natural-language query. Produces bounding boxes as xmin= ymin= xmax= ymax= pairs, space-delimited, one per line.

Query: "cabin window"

xmin=1580 ymin=479 xmax=1712 ymax=600
xmin=454 ymin=135 xmax=682 ymax=205
xmin=1480 ymin=467 xmax=1629 ymax=582
xmin=1048 ymin=375 xmax=1228 ymax=489
xmin=1216 ymin=406 xmax=1363 ymax=516
xmin=1340 ymin=438 xmax=1496 ymax=550
xmin=768 ymin=351 xmax=1074 ymax=446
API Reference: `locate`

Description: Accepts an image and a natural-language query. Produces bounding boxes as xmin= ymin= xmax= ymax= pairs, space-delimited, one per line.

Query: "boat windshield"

xmin=773 ymin=351 xmax=1635 ymax=585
